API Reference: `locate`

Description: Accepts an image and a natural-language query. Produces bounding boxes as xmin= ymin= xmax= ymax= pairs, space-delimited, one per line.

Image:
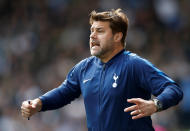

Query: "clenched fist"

xmin=21 ymin=98 xmax=42 ymax=119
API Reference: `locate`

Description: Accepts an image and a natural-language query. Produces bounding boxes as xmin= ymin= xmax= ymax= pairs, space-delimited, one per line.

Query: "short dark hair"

xmin=89 ymin=8 xmax=129 ymax=47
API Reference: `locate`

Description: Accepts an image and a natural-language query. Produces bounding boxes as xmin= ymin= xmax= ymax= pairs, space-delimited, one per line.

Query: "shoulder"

xmin=123 ymin=51 xmax=156 ymax=70
xmin=123 ymin=51 xmax=149 ymax=64
xmin=67 ymin=56 xmax=96 ymax=78
xmin=76 ymin=56 xmax=95 ymax=66
xmin=73 ymin=56 xmax=96 ymax=71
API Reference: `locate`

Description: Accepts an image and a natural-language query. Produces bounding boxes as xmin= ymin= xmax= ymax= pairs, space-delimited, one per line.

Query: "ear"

xmin=114 ymin=32 xmax=123 ymax=42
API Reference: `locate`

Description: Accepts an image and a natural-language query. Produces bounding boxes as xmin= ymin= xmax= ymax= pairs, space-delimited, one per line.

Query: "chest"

xmin=80 ymin=64 xmax=131 ymax=100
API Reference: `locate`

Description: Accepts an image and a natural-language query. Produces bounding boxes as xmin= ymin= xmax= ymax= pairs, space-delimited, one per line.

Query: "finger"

xmin=127 ymin=98 xmax=143 ymax=105
xmin=21 ymin=109 xmax=31 ymax=115
xmin=21 ymin=109 xmax=31 ymax=117
xmin=21 ymin=107 xmax=30 ymax=112
xmin=22 ymin=109 xmax=33 ymax=118
xmin=31 ymin=102 xmax=38 ymax=108
xmin=30 ymin=99 xmax=40 ymax=109
xmin=22 ymin=101 xmax=32 ymax=108
xmin=131 ymin=109 xmax=141 ymax=115
xmin=132 ymin=113 xmax=145 ymax=120
xmin=21 ymin=112 xmax=27 ymax=118
xmin=21 ymin=111 xmax=30 ymax=118
xmin=124 ymin=105 xmax=138 ymax=112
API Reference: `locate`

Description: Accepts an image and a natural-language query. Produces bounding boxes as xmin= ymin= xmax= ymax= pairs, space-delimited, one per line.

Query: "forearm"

xmin=39 ymin=85 xmax=81 ymax=111
xmin=156 ymin=85 xmax=183 ymax=110
xmin=39 ymin=87 xmax=68 ymax=111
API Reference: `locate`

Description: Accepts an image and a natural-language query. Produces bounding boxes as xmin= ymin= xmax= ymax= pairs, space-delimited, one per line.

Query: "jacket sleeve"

xmin=39 ymin=63 xmax=82 ymax=111
xmin=134 ymin=57 xmax=183 ymax=110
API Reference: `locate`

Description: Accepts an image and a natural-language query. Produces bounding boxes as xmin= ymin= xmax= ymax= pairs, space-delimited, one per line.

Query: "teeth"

xmin=91 ymin=40 xmax=96 ymax=44
xmin=91 ymin=40 xmax=99 ymax=46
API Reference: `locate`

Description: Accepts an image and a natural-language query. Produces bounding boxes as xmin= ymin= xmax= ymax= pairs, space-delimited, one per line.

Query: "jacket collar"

xmin=96 ymin=49 xmax=126 ymax=66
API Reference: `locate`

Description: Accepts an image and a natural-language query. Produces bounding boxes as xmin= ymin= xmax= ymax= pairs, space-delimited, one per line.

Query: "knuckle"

xmin=21 ymin=102 xmax=25 ymax=107
xmin=22 ymin=101 xmax=28 ymax=107
xmin=137 ymin=98 xmax=141 ymax=101
xmin=23 ymin=101 xmax=27 ymax=104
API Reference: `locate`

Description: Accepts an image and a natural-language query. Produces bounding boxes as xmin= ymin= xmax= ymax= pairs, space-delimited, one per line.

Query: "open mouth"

xmin=91 ymin=40 xmax=100 ymax=47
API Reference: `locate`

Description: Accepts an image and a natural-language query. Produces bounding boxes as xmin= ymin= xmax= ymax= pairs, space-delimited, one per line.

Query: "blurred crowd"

xmin=0 ymin=0 xmax=189 ymax=131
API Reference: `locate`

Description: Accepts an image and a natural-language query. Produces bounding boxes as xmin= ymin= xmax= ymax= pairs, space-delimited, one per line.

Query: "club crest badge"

xmin=112 ymin=73 xmax=119 ymax=88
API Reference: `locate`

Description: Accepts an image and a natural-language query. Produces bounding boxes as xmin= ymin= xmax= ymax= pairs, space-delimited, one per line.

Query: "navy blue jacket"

xmin=39 ymin=50 xmax=183 ymax=131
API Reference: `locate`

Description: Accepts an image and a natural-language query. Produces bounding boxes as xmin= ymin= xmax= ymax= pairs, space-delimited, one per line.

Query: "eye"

xmin=97 ymin=28 xmax=104 ymax=33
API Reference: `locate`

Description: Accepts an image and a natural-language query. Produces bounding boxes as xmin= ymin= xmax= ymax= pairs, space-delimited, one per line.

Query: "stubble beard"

xmin=90 ymin=37 xmax=114 ymax=59
xmin=90 ymin=43 xmax=113 ymax=59
xmin=90 ymin=46 xmax=102 ymax=57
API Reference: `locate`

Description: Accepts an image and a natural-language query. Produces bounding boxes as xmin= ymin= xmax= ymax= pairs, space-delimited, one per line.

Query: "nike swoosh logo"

xmin=83 ymin=79 xmax=92 ymax=83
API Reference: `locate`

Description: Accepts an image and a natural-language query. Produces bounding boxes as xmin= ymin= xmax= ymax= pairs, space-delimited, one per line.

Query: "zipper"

xmin=99 ymin=64 xmax=106 ymax=130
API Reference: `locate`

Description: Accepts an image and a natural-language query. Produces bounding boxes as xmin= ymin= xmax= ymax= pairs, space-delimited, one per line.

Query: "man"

xmin=21 ymin=9 xmax=183 ymax=131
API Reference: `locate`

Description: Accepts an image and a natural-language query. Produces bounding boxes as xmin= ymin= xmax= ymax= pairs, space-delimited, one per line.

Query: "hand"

xmin=21 ymin=98 xmax=42 ymax=119
xmin=124 ymin=98 xmax=157 ymax=120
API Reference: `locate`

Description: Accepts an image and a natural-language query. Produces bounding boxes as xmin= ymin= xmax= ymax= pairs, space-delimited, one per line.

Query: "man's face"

xmin=89 ymin=21 xmax=115 ymax=58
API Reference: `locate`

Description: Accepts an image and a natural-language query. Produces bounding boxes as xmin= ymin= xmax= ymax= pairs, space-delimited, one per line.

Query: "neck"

xmin=100 ymin=46 xmax=124 ymax=63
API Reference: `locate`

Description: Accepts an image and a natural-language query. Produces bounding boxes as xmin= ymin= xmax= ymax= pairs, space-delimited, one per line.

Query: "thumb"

xmin=32 ymin=103 xmax=37 ymax=108
xmin=31 ymin=99 xmax=39 ymax=108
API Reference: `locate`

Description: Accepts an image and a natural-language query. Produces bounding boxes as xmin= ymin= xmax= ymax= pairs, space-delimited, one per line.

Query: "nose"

xmin=90 ymin=31 xmax=97 ymax=39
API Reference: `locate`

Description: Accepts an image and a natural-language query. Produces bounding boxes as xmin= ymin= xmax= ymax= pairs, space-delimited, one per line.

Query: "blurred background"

xmin=0 ymin=0 xmax=189 ymax=131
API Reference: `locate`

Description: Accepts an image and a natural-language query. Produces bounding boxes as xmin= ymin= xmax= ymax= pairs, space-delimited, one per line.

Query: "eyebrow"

xmin=91 ymin=26 xmax=104 ymax=31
